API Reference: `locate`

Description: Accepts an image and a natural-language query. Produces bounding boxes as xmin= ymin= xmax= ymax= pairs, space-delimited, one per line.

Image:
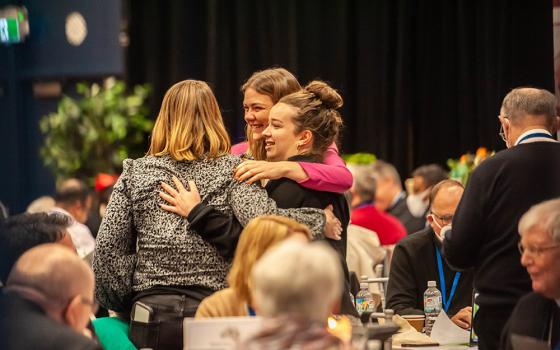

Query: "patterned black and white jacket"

xmin=93 ymin=154 xmax=325 ymax=312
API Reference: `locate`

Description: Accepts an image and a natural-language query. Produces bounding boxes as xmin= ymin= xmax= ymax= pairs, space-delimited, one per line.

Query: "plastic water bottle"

xmin=423 ymin=280 xmax=442 ymax=336
xmin=355 ymin=282 xmax=375 ymax=314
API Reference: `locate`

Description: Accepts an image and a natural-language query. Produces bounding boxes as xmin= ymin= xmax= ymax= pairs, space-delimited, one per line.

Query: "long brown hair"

xmin=147 ymin=80 xmax=230 ymax=161
xmin=241 ymin=68 xmax=301 ymax=160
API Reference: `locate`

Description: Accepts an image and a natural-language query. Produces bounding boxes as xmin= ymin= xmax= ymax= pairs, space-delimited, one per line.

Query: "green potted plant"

xmin=39 ymin=77 xmax=153 ymax=185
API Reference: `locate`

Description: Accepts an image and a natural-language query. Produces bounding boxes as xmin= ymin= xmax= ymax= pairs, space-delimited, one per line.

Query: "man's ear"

xmin=426 ymin=213 xmax=434 ymax=224
xmin=63 ymin=295 xmax=81 ymax=330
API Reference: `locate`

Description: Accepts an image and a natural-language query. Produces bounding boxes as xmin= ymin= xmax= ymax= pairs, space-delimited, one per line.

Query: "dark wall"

xmin=127 ymin=0 xmax=554 ymax=177
xmin=0 ymin=0 xmax=123 ymax=214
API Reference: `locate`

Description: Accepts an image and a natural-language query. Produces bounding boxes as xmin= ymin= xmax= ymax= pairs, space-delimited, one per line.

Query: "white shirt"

xmin=51 ymin=207 xmax=96 ymax=258
xmin=514 ymin=129 xmax=558 ymax=146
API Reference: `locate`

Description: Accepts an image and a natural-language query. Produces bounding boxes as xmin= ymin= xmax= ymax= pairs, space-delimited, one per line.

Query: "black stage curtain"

xmin=127 ymin=0 xmax=554 ymax=177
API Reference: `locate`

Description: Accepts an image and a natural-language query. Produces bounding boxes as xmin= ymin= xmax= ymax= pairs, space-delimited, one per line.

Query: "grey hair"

xmin=518 ymin=198 xmax=560 ymax=243
xmin=251 ymin=240 xmax=342 ymax=323
xmin=349 ymin=163 xmax=377 ymax=201
xmin=500 ymin=87 xmax=557 ymax=128
xmin=371 ymin=160 xmax=402 ymax=189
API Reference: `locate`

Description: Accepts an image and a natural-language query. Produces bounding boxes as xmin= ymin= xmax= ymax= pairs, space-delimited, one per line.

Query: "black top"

xmin=443 ymin=142 xmax=560 ymax=309
xmin=500 ymin=292 xmax=560 ymax=350
xmin=0 ymin=292 xmax=102 ymax=350
xmin=386 ymin=226 xmax=474 ymax=317
xmin=265 ymin=154 xmax=356 ymax=316
xmin=387 ymin=194 xmax=426 ymax=235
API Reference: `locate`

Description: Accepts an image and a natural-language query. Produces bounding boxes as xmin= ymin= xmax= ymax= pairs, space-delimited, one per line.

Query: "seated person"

xmin=0 ymin=212 xmax=75 ymax=286
xmin=348 ymin=163 xmax=406 ymax=245
xmin=0 ymin=244 xmax=100 ymax=350
xmin=386 ymin=180 xmax=474 ymax=329
xmin=195 ymin=215 xmax=311 ymax=318
xmin=501 ymin=198 xmax=560 ymax=350
xmin=407 ymin=164 xmax=448 ymax=218
xmin=239 ymin=239 xmax=345 ymax=350
xmin=370 ymin=160 xmax=425 ymax=234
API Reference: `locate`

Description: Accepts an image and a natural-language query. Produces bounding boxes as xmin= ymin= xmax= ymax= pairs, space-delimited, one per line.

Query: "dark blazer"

xmin=500 ymin=292 xmax=560 ymax=350
xmin=386 ymin=226 xmax=474 ymax=317
xmin=0 ymin=292 xmax=102 ymax=350
xmin=387 ymin=194 xmax=426 ymax=235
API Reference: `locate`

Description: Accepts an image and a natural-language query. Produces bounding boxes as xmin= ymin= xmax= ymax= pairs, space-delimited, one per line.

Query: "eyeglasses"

xmin=498 ymin=115 xmax=508 ymax=142
xmin=80 ymin=297 xmax=99 ymax=314
xmin=517 ymin=242 xmax=560 ymax=257
xmin=430 ymin=211 xmax=453 ymax=225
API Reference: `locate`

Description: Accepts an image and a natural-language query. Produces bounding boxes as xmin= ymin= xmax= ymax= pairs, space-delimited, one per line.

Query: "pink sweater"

xmin=231 ymin=141 xmax=352 ymax=193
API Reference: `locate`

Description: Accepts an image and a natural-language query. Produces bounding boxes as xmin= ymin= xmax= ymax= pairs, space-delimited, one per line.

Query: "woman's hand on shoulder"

xmin=159 ymin=176 xmax=201 ymax=217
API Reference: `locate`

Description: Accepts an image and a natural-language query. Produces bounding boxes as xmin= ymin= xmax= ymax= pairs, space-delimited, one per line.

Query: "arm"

xmin=442 ymin=166 xmax=488 ymax=270
xmin=298 ymin=143 xmax=353 ymax=193
xmin=93 ymin=160 xmax=137 ymax=313
xmin=234 ymin=143 xmax=353 ymax=193
xmin=385 ymin=243 xmax=424 ymax=315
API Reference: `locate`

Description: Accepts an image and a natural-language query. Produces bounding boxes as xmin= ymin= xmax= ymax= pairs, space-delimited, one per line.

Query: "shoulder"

xmin=515 ymin=292 xmax=553 ymax=310
xmin=231 ymin=142 xmax=249 ymax=155
xmin=196 ymin=288 xmax=246 ymax=318
xmin=395 ymin=227 xmax=432 ymax=250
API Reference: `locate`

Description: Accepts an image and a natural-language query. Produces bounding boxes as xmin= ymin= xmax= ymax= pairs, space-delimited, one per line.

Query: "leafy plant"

xmin=447 ymin=147 xmax=495 ymax=185
xmin=40 ymin=78 xmax=153 ymax=185
xmin=342 ymin=152 xmax=377 ymax=165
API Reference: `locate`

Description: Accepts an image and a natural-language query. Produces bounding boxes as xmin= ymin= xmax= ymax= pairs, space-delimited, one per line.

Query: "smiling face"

xmin=520 ymin=227 xmax=560 ymax=299
xmin=262 ymin=103 xmax=303 ymax=162
xmin=243 ymin=88 xmax=275 ymax=141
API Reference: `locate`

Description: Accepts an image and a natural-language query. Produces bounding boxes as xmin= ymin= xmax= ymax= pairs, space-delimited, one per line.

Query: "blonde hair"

xmin=148 ymin=80 xmax=230 ymax=160
xmin=241 ymin=68 xmax=301 ymax=160
xmin=227 ymin=215 xmax=311 ymax=305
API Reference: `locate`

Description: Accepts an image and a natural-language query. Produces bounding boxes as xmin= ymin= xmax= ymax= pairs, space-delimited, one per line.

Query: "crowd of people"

xmin=0 ymin=67 xmax=559 ymax=350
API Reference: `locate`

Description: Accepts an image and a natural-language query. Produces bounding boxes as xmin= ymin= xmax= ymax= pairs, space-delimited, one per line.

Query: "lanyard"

xmin=247 ymin=304 xmax=256 ymax=316
xmin=517 ymin=132 xmax=555 ymax=145
xmin=435 ymin=245 xmax=461 ymax=313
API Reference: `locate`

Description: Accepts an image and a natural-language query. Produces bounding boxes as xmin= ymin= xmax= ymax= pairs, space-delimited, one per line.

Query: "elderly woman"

xmin=93 ymin=80 xmax=331 ymax=350
xmin=501 ymin=198 xmax=560 ymax=350
xmin=195 ymin=215 xmax=310 ymax=318
xmin=239 ymin=240 xmax=345 ymax=350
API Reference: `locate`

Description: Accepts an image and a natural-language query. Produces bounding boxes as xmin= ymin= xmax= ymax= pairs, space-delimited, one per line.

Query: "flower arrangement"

xmin=447 ymin=147 xmax=495 ymax=185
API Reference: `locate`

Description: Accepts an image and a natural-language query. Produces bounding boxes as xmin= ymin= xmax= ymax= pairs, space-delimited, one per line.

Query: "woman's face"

xmin=243 ymin=88 xmax=275 ymax=141
xmin=263 ymin=103 xmax=302 ymax=162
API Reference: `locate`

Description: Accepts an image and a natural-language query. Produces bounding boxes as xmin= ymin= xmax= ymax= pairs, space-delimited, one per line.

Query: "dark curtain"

xmin=127 ymin=0 xmax=554 ymax=177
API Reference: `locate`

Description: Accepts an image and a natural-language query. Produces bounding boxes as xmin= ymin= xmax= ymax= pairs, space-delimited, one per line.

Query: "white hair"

xmin=518 ymin=198 xmax=560 ymax=242
xmin=251 ymin=240 xmax=343 ymax=322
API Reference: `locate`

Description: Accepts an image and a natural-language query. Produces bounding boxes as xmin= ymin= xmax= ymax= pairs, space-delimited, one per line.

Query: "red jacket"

xmin=351 ymin=203 xmax=407 ymax=245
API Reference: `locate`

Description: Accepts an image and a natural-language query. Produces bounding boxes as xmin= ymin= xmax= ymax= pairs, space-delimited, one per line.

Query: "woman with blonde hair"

xmin=93 ymin=80 xmax=331 ymax=350
xmin=195 ymin=215 xmax=311 ymax=318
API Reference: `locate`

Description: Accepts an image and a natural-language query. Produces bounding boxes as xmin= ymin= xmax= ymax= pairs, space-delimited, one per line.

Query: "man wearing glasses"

xmin=501 ymin=198 xmax=560 ymax=350
xmin=386 ymin=180 xmax=474 ymax=328
xmin=443 ymin=87 xmax=560 ymax=350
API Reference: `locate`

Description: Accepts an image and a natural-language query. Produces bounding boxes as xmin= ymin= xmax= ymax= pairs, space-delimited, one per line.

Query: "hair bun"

xmin=304 ymin=81 xmax=343 ymax=109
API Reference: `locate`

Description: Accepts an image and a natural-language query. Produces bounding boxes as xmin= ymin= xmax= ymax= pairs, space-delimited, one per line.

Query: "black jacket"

xmin=386 ymin=226 xmax=474 ymax=317
xmin=500 ymin=292 xmax=560 ymax=350
xmin=443 ymin=142 xmax=560 ymax=309
xmin=387 ymin=194 xmax=426 ymax=235
xmin=0 ymin=292 xmax=102 ymax=350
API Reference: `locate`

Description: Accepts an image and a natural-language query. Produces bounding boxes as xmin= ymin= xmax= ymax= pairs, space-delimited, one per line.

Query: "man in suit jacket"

xmin=387 ymin=180 xmax=474 ymax=329
xmin=501 ymin=198 xmax=560 ymax=350
xmin=371 ymin=160 xmax=426 ymax=234
xmin=0 ymin=244 xmax=101 ymax=350
xmin=443 ymin=87 xmax=560 ymax=350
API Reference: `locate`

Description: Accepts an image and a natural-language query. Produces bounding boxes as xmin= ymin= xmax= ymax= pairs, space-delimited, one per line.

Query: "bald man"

xmin=0 ymin=244 xmax=101 ymax=350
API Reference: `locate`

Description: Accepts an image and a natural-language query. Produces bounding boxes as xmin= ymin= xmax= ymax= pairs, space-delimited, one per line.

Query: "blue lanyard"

xmin=435 ymin=245 xmax=461 ymax=313
xmin=517 ymin=132 xmax=555 ymax=145
xmin=247 ymin=304 xmax=256 ymax=316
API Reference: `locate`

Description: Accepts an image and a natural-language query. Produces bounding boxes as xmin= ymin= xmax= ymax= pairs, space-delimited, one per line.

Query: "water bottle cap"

xmin=360 ymin=282 xmax=369 ymax=289
xmin=427 ymin=280 xmax=437 ymax=287
xmin=360 ymin=275 xmax=368 ymax=281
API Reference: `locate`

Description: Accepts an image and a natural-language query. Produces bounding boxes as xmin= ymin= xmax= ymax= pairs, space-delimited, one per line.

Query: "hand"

xmin=234 ymin=160 xmax=290 ymax=184
xmin=451 ymin=306 xmax=472 ymax=329
xmin=159 ymin=176 xmax=201 ymax=217
xmin=323 ymin=205 xmax=342 ymax=240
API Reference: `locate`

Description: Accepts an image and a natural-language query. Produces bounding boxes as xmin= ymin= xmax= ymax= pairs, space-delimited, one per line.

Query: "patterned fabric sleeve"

xmin=93 ymin=159 xmax=137 ymax=312
xmin=226 ymin=178 xmax=326 ymax=239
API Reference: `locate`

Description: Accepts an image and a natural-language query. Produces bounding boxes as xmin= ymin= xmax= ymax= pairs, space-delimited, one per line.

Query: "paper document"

xmin=429 ymin=311 xmax=470 ymax=345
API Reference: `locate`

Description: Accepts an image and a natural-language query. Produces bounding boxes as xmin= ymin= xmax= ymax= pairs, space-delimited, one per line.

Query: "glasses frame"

xmin=498 ymin=115 xmax=508 ymax=142
xmin=517 ymin=241 xmax=560 ymax=258
xmin=430 ymin=211 xmax=453 ymax=225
